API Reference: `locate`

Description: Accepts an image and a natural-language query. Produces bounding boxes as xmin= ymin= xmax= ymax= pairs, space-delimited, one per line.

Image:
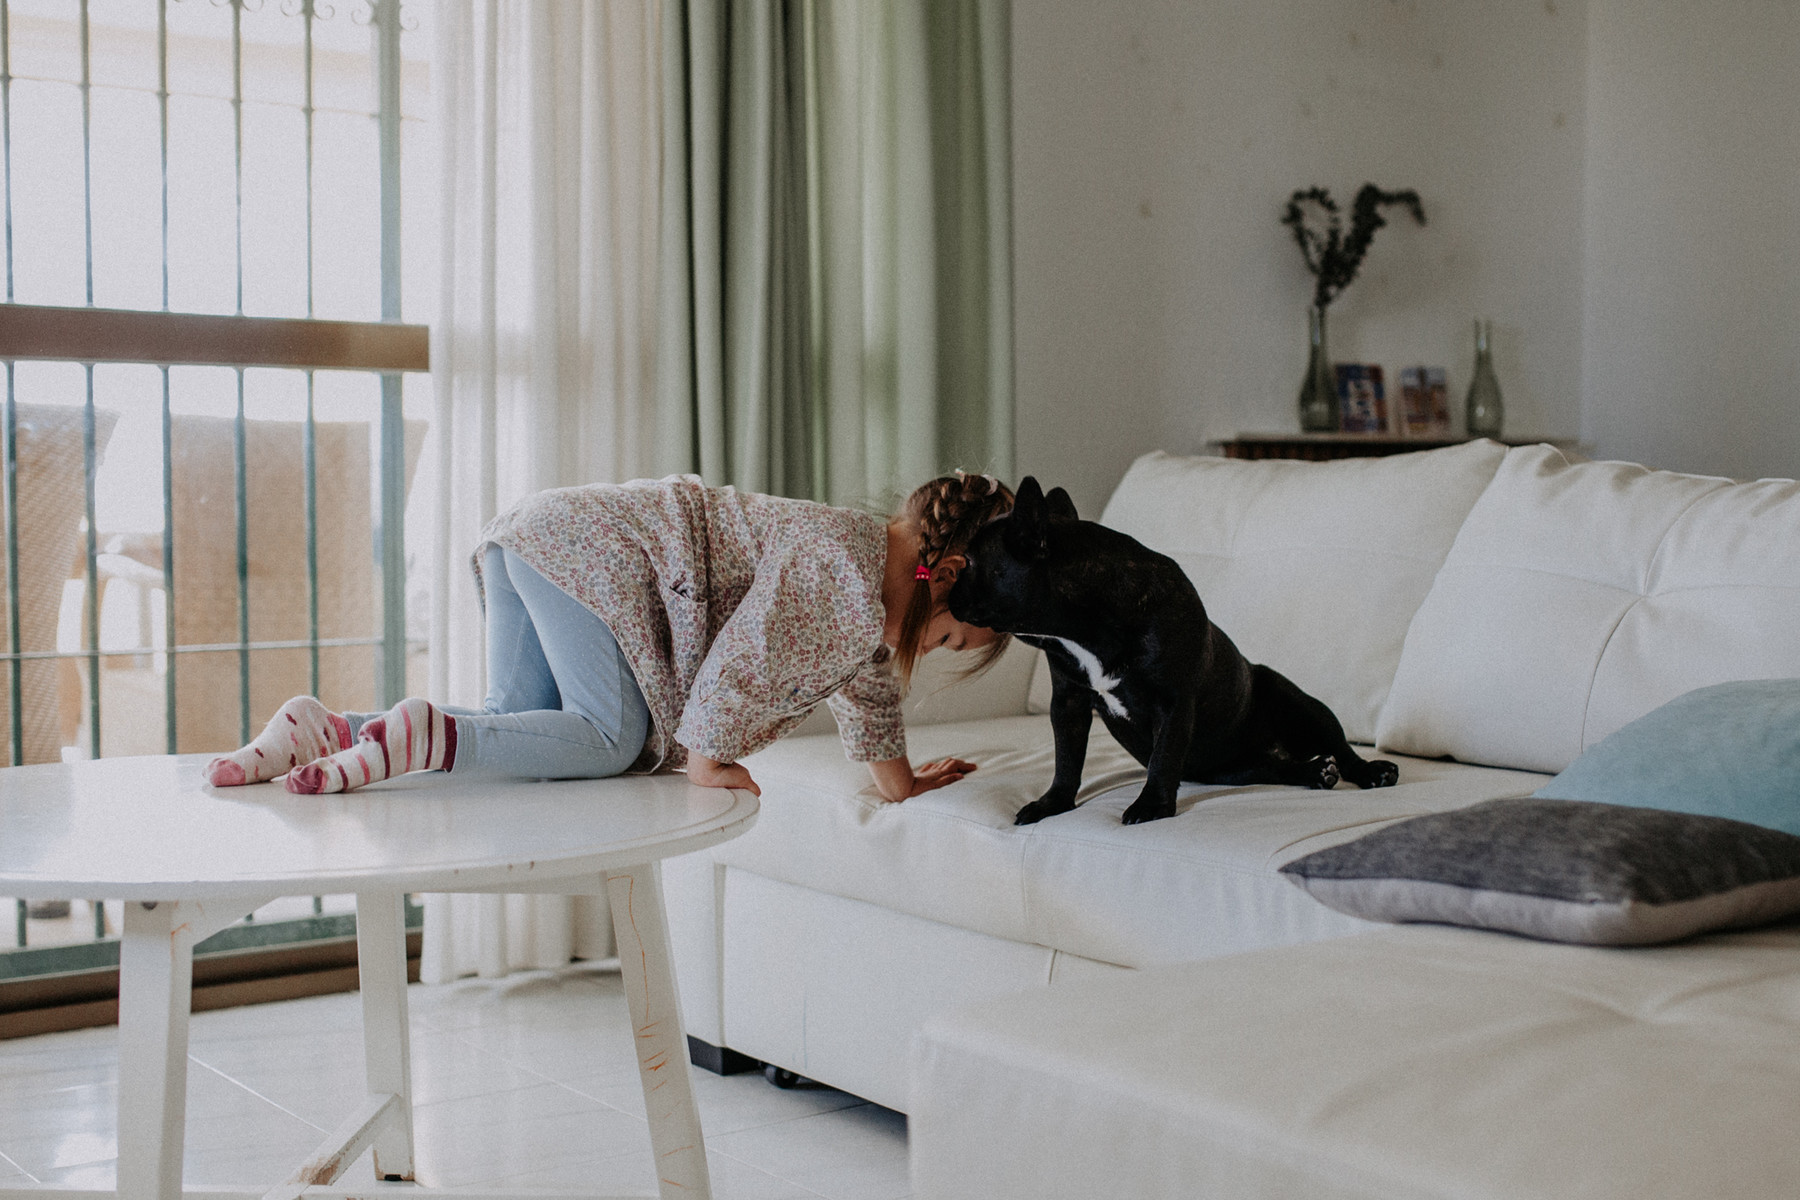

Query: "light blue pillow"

xmin=1535 ymin=679 xmax=1800 ymax=837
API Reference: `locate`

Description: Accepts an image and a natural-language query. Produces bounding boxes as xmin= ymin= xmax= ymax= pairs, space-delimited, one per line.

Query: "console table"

xmin=0 ymin=755 xmax=758 ymax=1200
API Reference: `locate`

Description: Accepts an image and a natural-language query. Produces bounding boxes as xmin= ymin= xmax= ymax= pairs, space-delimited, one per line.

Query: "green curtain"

xmin=654 ymin=0 xmax=1013 ymax=508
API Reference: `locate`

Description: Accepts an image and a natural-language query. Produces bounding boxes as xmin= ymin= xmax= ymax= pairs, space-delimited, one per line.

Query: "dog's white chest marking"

xmin=1050 ymin=637 xmax=1129 ymax=719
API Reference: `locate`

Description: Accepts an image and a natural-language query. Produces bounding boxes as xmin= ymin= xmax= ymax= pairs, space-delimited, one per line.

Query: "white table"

xmin=0 ymin=755 xmax=758 ymax=1200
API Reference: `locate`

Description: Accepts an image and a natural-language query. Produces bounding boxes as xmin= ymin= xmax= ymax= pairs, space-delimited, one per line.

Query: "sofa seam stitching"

xmin=1577 ymin=599 xmax=1640 ymax=753
xmin=1639 ymin=483 xmax=1728 ymax=592
xmin=1578 ymin=485 xmax=1723 ymax=750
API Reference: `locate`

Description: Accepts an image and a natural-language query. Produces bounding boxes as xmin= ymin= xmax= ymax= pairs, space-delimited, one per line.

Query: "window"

xmin=0 ymin=0 xmax=434 ymax=1010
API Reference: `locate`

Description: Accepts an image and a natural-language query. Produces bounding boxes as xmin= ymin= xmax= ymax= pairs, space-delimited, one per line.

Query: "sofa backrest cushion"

xmin=1096 ymin=441 xmax=1508 ymax=743
xmin=790 ymin=635 xmax=1043 ymax=737
xmin=1376 ymin=444 xmax=1800 ymax=773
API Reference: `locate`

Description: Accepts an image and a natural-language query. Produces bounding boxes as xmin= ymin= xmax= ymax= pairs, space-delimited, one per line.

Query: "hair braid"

xmin=892 ymin=471 xmax=1015 ymax=687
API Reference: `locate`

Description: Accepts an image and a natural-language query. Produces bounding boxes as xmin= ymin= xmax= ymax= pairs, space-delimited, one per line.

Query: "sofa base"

xmin=714 ymin=868 xmax=1128 ymax=1111
xmin=686 ymin=1034 xmax=760 ymax=1076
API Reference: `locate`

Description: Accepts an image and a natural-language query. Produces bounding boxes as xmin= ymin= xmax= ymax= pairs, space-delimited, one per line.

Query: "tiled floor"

xmin=0 ymin=964 xmax=911 ymax=1199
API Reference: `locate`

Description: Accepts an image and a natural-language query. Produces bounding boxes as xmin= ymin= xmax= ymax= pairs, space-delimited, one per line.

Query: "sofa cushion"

xmin=1096 ymin=441 xmax=1506 ymax=743
xmin=732 ymin=715 xmax=1548 ymax=966
xmin=1280 ymin=796 xmax=1800 ymax=945
xmin=790 ymin=635 xmax=1042 ymax=736
xmin=1534 ymin=679 xmax=1800 ymax=836
xmin=1377 ymin=445 xmax=1800 ymax=773
xmin=910 ymin=923 xmax=1800 ymax=1200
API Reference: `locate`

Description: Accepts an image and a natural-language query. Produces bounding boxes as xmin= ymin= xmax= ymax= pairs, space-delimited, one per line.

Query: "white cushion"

xmin=1026 ymin=645 xmax=1052 ymax=713
xmin=1097 ymin=441 xmax=1507 ymax=742
xmin=911 ymin=923 xmax=1800 ymax=1200
xmin=733 ymin=716 xmax=1547 ymax=966
xmin=1377 ymin=445 xmax=1800 ymax=773
xmin=790 ymin=635 xmax=1041 ymax=736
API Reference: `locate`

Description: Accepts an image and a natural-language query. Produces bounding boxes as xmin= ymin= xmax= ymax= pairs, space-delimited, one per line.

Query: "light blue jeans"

xmin=353 ymin=546 xmax=650 ymax=779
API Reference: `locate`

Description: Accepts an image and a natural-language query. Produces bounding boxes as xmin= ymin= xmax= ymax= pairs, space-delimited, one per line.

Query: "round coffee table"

xmin=0 ymin=754 xmax=759 ymax=1200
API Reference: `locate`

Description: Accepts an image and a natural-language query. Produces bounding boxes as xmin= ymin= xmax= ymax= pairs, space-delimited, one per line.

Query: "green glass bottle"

xmin=1297 ymin=307 xmax=1338 ymax=433
xmin=1465 ymin=318 xmax=1504 ymax=440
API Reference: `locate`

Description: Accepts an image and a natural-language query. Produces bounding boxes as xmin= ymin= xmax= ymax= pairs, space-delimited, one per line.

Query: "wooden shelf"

xmin=1213 ymin=433 xmax=1573 ymax=462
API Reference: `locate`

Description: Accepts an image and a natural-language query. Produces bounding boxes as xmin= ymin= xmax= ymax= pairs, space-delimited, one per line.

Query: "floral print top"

xmin=473 ymin=475 xmax=905 ymax=773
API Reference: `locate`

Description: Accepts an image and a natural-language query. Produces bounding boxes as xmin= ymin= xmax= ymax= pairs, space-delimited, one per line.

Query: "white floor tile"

xmin=411 ymin=967 xmax=631 ymax=1035
xmin=461 ymin=1146 xmax=832 ymax=1200
xmin=0 ymin=970 xmax=913 ymax=1200
xmin=408 ymin=1081 xmax=650 ymax=1188
xmin=186 ymin=989 xmax=366 ymax=1046
xmin=0 ymin=1027 xmax=117 ymax=1076
xmin=708 ymin=1106 xmax=911 ymax=1200
xmin=440 ymin=1019 xmax=643 ymax=1086
xmin=0 ymin=1060 xmax=116 ymax=1133
xmin=1 ymin=1058 xmax=324 ymax=1182
xmin=566 ymin=1067 xmax=866 ymax=1136
xmin=28 ymin=1161 xmax=117 ymax=1190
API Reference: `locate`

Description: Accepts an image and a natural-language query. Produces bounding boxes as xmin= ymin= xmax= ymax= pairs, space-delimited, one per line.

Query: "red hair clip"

xmin=914 ymin=564 xmax=932 ymax=581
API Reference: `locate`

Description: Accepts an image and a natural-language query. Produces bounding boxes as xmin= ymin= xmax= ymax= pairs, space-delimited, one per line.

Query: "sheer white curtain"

xmin=420 ymin=0 xmax=662 ymax=983
xmin=420 ymin=0 xmax=1013 ymax=983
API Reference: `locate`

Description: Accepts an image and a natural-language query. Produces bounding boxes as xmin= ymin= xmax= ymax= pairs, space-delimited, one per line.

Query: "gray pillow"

xmin=1279 ymin=797 xmax=1800 ymax=945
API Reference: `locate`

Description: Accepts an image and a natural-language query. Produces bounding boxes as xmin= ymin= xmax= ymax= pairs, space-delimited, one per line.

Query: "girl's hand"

xmin=869 ymin=755 xmax=977 ymax=803
xmin=910 ymin=757 xmax=977 ymax=796
xmin=688 ymin=753 xmax=761 ymax=796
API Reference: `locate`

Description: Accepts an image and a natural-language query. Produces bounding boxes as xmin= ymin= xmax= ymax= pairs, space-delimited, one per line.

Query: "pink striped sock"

xmin=286 ymin=698 xmax=456 ymax=795
xmin=204 ymin=696 xmax=353 ymax=787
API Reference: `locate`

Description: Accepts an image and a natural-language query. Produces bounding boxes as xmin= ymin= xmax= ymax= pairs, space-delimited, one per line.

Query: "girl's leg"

xmin=450 ymin=548 xmax=649 ymax=778
xmin=288 ymin=697 xmax=456 ymax=793
xmin=228 ymin=543 xmax=543 ymax=791
xmin=474 ymin=543 xmax=562 ymax=716
xmin=288 ymin=549 xmax=648 ymax=793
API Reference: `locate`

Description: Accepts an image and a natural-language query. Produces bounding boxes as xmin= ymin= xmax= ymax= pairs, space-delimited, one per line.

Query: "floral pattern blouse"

xmin=473 ymin=475 xmax=906 ymax=774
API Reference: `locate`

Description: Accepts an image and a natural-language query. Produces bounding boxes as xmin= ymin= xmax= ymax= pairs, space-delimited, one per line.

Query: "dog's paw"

xmin=1121 ymin=795 xmax=1177 ymax=825
xmin=1357 ymin=759 xmax=1400 ymax=789
xmin=1308 ymin=755 xmax=1341 ymax=790
xmin=1015 ymin=795 xmax=1076 ymax=825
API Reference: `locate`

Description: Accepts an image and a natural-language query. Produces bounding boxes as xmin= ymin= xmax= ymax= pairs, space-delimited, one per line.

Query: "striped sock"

xmin=285 ymin=698 xmax=458 ymax=795
xmin=204 ymin=696 xmax=353 ymax=787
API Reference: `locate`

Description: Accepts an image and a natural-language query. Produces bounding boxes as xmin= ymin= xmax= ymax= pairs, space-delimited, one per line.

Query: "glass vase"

xmin=1465 ymin=318 xmax=1504 ymax=439
xmin=1297 ymin=306 xmax=1338 ymax=433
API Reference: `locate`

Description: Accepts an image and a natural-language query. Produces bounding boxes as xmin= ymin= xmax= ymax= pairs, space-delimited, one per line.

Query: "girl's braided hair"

xmin=892 ymin=471 xmax=1015 ymax=688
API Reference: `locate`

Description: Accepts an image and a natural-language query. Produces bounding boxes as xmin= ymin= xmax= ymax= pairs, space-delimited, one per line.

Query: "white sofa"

xmin=663 ymin=439 xmax=1800 ymax=1116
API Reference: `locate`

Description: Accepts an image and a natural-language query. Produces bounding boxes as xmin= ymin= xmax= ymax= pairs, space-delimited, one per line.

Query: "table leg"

xmin=356 ymin=892 xmax=417 ymax=1181
xmin=116 ymin=900 xmax=195 ymax=1200
xmin=605 ymin=861 xmax=711 ymax=1200
xmin=115 ymin=897 xmax=269 ymax=1200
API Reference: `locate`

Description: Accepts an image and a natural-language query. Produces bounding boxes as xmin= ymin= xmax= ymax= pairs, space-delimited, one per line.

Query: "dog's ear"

xmin=1004 ymin=475 xmax=1050 ymax=561
xmin=1044 ymin=486 xmax=1078 ymax=523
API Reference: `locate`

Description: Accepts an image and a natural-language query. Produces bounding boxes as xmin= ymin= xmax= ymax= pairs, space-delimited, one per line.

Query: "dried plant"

xmin=1281 ymin=184 xmax=1426 ymax=310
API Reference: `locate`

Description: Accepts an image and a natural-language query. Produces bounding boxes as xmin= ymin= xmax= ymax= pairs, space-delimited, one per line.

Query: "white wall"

xmin=1582 ymin=1 xmax=1800 ymax=480
xmin=1013 ymin=0 xmax=1588 ymax=514
xmin=1015 ymin=0 xmax=1800 ymax=511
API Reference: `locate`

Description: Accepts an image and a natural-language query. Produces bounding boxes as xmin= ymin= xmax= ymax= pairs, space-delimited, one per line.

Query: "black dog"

xmin=948 ymin=477 xmax=1399 ymax=825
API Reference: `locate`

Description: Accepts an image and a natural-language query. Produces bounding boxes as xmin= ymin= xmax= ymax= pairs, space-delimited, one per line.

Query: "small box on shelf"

xmin=1397 ymin=367 xmax=1453 ymax=438
xmin=1334 ymin=364 xmax=1387 ymax=434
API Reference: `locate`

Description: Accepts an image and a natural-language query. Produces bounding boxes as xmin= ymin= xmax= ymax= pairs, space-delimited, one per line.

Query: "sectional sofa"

xmin=662 ymin=439 xmax=1800 ymax=1137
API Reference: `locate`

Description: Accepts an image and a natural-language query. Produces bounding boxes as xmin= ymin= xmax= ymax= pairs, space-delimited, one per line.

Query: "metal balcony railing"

xmin=0 ymin=0 xmax=431 ymax=1005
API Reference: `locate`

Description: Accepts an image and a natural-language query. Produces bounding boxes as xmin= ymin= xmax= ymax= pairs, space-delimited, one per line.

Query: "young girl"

xmin=205 ymin=471 xmax=1014 ymax=801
